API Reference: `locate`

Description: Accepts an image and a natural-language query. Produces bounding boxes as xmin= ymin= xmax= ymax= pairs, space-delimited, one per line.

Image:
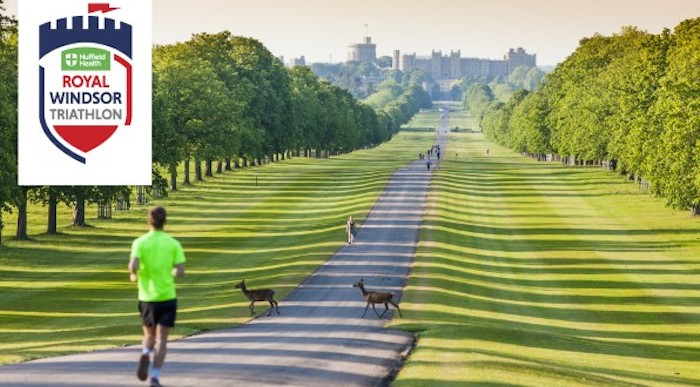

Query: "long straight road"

xmin=0 ymin=131 xmax=447 ymax=387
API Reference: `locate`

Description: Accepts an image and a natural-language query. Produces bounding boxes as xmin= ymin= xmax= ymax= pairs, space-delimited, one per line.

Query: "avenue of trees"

xmin=0 ymin=7 xmax=429 ymax=244
xmin=474 ymin=18 xmax=700 ymax=213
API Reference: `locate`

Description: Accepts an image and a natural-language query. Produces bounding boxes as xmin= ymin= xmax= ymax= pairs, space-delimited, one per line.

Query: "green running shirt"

xmin=131 ymin=230 xmax=186 ymax=302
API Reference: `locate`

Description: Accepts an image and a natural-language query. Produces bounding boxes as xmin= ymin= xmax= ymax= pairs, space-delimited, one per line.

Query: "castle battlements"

xmin=40 ymin=16 xmax=132 ymax=59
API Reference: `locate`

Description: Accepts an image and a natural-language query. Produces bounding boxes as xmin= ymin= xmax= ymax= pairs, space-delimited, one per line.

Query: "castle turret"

xmin=347 ymin=36 xmax=377 ymax=63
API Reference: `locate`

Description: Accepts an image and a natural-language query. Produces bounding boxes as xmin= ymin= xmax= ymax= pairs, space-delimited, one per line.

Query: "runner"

xmin=129 ymin=206 xmax=186 ymax=387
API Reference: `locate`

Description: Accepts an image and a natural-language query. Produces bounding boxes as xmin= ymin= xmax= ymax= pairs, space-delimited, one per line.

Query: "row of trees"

xmin=477 ymin=18 xmax=700 ymax=212
xmin=0 ymin=7 xmax=425 ymax=244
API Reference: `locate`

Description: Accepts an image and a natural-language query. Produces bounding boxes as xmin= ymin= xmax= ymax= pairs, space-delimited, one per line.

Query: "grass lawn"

xmin=391 ymin=128 xmax=700 ymax=386
xmin=0 ymin=126 xmax=438 ymax=364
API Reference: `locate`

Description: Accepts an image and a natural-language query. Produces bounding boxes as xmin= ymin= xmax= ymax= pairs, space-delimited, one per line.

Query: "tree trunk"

xmin=47 ymin=190 xmax=57 ymax=234
xmin=16 ymin=187 xmax=29 ymax=240
xmin=73 ymin=191 xmax=86 ymax=227
xmin=205 ymin=159 xmax=213 ymax=177
xmin=692 ymin=203 xmax=700 ymax=216
xmin=195 ymin=159 xmax=203 ymax=181
xmin=169 ymin=164 xmax=177 ymax=191
xmin=225 ymin=158 xmax=231 ymax=171
xmin=136 ymin=186 xmax=147 ymax=205
xmin=183 ymin=158 xmax=191 ymax=185
xmin=216 ymin=161 xmax=223 ymax=174
xmin=97 ymin=201 xmax=112 ymax=219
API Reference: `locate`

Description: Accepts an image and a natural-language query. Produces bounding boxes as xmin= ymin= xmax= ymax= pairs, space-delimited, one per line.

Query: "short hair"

xmin=148 ymin=206 xmax=167 ymax=229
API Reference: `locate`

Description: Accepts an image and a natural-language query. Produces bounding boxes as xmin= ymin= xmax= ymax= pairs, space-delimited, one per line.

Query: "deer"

xmin=352 ymin=278 xmax=402 ymax=319
xmin=234 ymin=279 xmax=280 ymax=316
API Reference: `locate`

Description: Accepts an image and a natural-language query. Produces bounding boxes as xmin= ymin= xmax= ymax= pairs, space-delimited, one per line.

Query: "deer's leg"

xmin=266 ymin=299 xmax=279 ymax=316
xmin=380 ymin=302 xmax=389 ymax=318
xmin=362 ymin=302 xmax=370 ymax=318
xmin=390 ymin=301 xmax=402 ymax=317
xmin=249 ymin=301 xmax=256 ymax=315
xmin=371 ymin=303 xmax=381 ymax=317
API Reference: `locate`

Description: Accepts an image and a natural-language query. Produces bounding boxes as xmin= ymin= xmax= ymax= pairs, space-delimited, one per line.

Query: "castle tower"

xmin=347 ymin=36 xmax=377 ymax=63
xmin=507 ymin=47 xmax=536 ymax=73
xmin=393 ymin=50 xmax=400 ymax=70
xmin=450 ymin=50 xmax=461 ymax=78
xmin=431 ymin=50 xmax=442 ymax=79
xmin=400 ymin=53 xmax=416 ymax=72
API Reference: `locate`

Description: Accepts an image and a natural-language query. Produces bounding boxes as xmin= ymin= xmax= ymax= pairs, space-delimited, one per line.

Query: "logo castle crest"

xmin=38 ymin=5 xmax=132 ymax=164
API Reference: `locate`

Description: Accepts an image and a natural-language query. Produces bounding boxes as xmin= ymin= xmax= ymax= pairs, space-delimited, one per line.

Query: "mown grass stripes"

xmin=391 ymin=125 xmax=700 ymax=386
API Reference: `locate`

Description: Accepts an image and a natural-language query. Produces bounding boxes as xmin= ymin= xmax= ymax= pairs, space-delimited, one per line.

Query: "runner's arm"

xmin=128 ymin=257 xmax=139 ymax=282
xmin=172 ymin=263 xmax=185 ymax=278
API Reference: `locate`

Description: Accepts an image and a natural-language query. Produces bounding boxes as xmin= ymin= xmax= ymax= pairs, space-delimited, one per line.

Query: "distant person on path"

xmin=129 ymin=206 xmax=186 ymax=387
xmin=486 ymin=148 xmax=489 ymax=155
xmin=346 ymin=216 xmax=357 ymax=245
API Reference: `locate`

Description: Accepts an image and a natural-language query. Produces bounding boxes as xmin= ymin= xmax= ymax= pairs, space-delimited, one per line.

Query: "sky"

xmin=4 ymin=0 xmax=700 ymax=66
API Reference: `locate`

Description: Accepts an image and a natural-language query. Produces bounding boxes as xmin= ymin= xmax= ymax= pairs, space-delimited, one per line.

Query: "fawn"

xmin=352 ymin=278 xmax=402 ymax=318
xmin=234 ymin=279 xmax=280 ymax=316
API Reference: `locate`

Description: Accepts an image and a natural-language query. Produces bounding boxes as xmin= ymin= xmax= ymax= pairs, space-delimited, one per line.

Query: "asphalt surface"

xmin=0 ymin=131 xmax=447 ymax=387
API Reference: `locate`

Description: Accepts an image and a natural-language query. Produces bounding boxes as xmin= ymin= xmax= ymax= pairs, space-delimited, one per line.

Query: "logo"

xmin=18 ymin=1 xmax=152 ymax=185
xmin=39 ymin=6 xmax=132 ymax=164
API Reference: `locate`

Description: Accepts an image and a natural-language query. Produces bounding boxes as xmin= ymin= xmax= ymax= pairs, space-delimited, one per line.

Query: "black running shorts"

xmin=138 ymin=299 xmax=177 ymax=328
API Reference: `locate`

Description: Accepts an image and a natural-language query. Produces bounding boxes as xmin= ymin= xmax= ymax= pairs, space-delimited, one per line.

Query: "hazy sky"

xmin=5 ymin=0 xmax=700 ymax=65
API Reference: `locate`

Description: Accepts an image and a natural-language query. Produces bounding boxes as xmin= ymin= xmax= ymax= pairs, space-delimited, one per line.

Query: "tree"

xmin=31 ymin=187 xmax=70 ymax=234
xmin=463 ymin=83 xmax=494 ymax=126
xmin=652 ymin=19 xmax=700 ymax=211
xmin=289 ymin=66 xmax=323 ymax=155
xmin=230 ymin=36 xmax=292 ymax=162
xmin=509 ymin=90 xmax=551 ymax=157
xmin=377 ymin=55 xmax=392 ymax=68
xmin=0 ymin=7 xmax=17 ymax=243
xmin=153 ymin=45 xmax=235 ymax=188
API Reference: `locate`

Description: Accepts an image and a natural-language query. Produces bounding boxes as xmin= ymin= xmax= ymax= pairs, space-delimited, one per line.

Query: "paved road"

xmin=0 ymin=131 xmax=447 ymax=387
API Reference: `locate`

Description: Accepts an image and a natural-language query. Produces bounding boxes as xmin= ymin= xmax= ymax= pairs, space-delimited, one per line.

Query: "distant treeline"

xmin=466 ymin=18 xmax=700 ymax=213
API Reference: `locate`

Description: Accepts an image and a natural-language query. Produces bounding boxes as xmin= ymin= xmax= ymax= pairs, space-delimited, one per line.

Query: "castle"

xmin=347 ymin=36 xmax=536 ymax=80
xmin=347 ymin=37 xmax=377 ymax=62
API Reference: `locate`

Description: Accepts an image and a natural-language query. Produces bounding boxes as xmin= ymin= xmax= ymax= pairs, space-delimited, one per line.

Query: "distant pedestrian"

xmin=486 ymin=148 xmax=489 ymax=155
xmin=129 ymin=206 xmax=186 ymax=387
xmin=346 ymin=216 xmax=356 ymax=245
